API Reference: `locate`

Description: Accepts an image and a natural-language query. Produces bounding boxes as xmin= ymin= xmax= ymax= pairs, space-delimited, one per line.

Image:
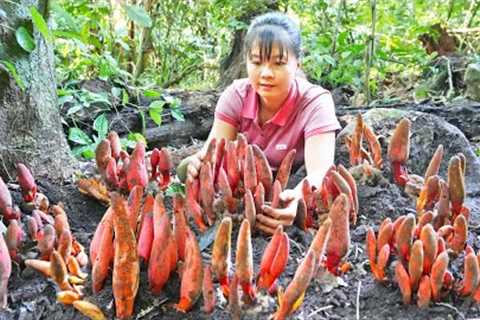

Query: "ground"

xmin=1 ymin=125 xmax=480 ymax=320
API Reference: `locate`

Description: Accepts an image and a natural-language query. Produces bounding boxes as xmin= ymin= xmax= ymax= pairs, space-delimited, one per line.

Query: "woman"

xmin=180 ymin=12 xmax=341 ymax=234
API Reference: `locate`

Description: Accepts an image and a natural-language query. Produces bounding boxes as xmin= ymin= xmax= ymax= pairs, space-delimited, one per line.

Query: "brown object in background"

xmin=418 ymin=24 xmax=458 ymax=56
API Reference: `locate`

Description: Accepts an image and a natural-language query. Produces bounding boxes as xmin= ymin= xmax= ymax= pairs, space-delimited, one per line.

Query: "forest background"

xmin=1 ymin=0 xmax=479 ymax=162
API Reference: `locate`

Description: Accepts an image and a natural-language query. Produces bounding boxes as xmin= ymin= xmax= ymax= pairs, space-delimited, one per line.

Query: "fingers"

xmin=262 ymin=205 xmax=296 ymax=221
xmin=191 ymin=154 xmax=202 ymax=167
xmin=257 ymin=214 xmax=282 ymax=229
xmin=186 ymin=155 xmax=202 ymax=180
xmin=279 ymin=189 xmax=297 ymax=203
xmin=255 ymin=222 xmax=276 ymax=235
xmin=256 ymin=211 xmax=293 ymax=235
xmin=257 ymin=192 xmax=298 ymax=234
xmin=187 ymin=164 xmax=199 ymax=180
xmin=198 ymin=149 xmax=206 ymax=161
xmin=257 ymin=212 xmax=293 ymax=228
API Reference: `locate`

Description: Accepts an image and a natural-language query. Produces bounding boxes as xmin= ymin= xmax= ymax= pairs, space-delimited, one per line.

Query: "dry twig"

xmin=356 ymin=280 xmax=362 ymax=320
xmin=307 ymin=305 xmax=333 ymax=318
xmin=435 ymin=302 xmax=466 ymax=320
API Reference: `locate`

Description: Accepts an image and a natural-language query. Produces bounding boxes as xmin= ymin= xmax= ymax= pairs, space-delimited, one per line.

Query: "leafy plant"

xmin=66 ymin=106 xmax=148 ymax=159
xmin=15 ymin=26 xmax=35 ymax=52
xmin=68 ymin=114 xmax=109 ymax=159
xmin=0 ymin=60 xmax=25 ymax=91
xmin=30 ymin=6 xmax=52 ymax=42
xmin=127 ymin=132 xmax=148 ymax=147
xmin=123 ymin=4 xmax=152 ymax=28
xmin=58 ymin=87 xmax=112 ymax=117
xmin=148 ymin=94 xmax=185 ymax=126
xmin=52 ymin=0 xmax=479 ymax=103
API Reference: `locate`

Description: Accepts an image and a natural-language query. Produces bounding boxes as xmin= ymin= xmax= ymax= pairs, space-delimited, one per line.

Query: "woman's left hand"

xmin=255 ymin=189 xmax=300 ymax=235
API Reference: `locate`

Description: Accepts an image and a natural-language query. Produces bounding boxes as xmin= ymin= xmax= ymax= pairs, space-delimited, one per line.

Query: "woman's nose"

xmin=260 ymin=65 xmax=274 ymax=78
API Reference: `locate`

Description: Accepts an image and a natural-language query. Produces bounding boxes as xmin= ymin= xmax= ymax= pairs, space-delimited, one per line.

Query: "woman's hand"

xmin=177 ymin=118 xmax=237 ymax=182
xmin=186 ymin=153 xmax=203 ymax=180
xmin=176 ymin=152 xmax=203 ymax=182
xmin=255 ymin=189 xmax=300 ymax=235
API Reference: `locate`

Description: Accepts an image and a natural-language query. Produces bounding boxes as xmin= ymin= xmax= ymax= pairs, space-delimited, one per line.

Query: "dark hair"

xmin=244 ymin=12 xmax=301 ymax=62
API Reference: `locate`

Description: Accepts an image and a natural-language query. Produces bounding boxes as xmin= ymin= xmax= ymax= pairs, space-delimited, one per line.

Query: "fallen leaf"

xmin=77 ymin=178 xmax=110 ymax=205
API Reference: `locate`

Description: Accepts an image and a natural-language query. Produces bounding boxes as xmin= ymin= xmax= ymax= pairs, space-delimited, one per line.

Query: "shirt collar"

xmin=241 ymin=86 xmax=258 ymax=120
xmin=241 ymin=80 xmax=299 ymax=127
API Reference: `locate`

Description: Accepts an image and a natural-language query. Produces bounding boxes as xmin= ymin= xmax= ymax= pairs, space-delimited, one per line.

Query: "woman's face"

xmin=246 ymin=43 xmax=298 ymax=100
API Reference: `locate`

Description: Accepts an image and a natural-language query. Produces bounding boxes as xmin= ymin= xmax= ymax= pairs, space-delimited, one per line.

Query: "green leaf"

xmin=0 ymin=60 xmax=25 ymax=91
xmin=165 ymin=182 xmax=185 ymax=197
xmin=92 ymin=134 xmax=102 ymax=144
xmin=149 ymin=100 xmax=165 ymax=110
xmin=127 ymin=132 xmax=147 ymax=146
xmin=80 ymin=89 xmax=111 ymax=107
xmin=323 ymin=55 xmax=336 ymax=66
xmin=111 ymin=87 xmax=122 ymax=98
xmin=163 ymin=95 xmax=177 ymax=105
xmin=144 ymin=89 xmax=162 ymax=98
xmin=123 ymin=4 xmax=152 ymax=28
xmin=414 ymin=84 xmax=429 ymax=101
xmin=53 ymin=30 xmax=83 ymax=41
xmin=149 ymin=108 xmax=162 ymax=126
xmin=72 ymin=146 xmax=84 ymax=158
xmin=138 ymin=110 xmax=146 ymax=134
xmin=149 ymin=100 xmax=165 ymax=126
xmin=66 ymin=104 xmax=84 ymax=116
xmin=30 ymin=6 xmax=52 ymax=42
xmin=81 ymin=148 xmax=96 ymax=160
xmin=93 ymin=114 xmax=108 ymax=139
xmin=72 ymin=145 xmax=95 ymax=159
xmin=51 ymin=3 xmax=79 ymax=32
xmin=116 ymin=39 xmax=130 ymax=51
xmin=57 ymin=95 xmax=74 ymax=106
xmin=170 ymin=108 xmax=185 ymax=121
xmin=68 ymin=127 xmax=93 ymax=145
xmin=121 ymin=137 xmax=137 ymax=149
xmin=15 ymin=27 xmax=35 ymax=53
xmin=122 ymin=89 xmax=129 ymax=105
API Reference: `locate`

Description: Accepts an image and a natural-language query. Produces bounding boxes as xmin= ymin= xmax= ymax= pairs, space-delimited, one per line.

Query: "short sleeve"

xmin=303 ymin=91 xmax=341 ymax=139
xmin=214 ymin=82 xmax=244 ymax=128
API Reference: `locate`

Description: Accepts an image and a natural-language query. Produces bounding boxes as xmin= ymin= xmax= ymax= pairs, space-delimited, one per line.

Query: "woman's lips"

xmin=259 ymin=83 xmax=275 ymax=90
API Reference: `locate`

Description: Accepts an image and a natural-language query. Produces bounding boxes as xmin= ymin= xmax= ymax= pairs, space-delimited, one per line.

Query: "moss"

xmin=364 ymin=108 xmax=407 ymax=122
xmin=465 ymin=63 xmax=480 ymax=101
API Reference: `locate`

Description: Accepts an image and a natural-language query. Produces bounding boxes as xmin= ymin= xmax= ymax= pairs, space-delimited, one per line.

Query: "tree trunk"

xmin=0 ymin=0 xmax=76 ymax=182
xmin=218 ymin=1 xmax=280 ymax=88
xmin=218 ymin=28 xmax=248 ymax=89
xmin=133 ymin=0 xmax=155 ymax=81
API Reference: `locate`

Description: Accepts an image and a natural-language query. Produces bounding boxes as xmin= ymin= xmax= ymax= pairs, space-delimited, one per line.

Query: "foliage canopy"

xmin=2 ymin=0 xmax=478 ymax=158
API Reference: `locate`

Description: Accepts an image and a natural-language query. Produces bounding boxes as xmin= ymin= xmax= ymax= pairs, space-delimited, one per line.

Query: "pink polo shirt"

xmin=215 ymin=77 xmax=341 ymax=169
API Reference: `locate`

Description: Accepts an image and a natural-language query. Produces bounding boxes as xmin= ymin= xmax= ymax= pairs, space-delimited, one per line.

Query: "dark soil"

xmin=1 ymin=157 xmax=480 ymax=320
xmin=2 ymin=125 xmax=480 ymax=320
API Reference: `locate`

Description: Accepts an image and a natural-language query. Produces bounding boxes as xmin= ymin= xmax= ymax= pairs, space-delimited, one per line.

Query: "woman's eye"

xmin=276 ymin=60 xmax=287 ymax=65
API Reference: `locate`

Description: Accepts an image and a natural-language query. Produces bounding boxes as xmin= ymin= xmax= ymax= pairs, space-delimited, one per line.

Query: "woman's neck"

xmin=257 ymin=83 xmax=292 ymax=124
xmin=259 ymin=96 xmax=284 ymax=114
